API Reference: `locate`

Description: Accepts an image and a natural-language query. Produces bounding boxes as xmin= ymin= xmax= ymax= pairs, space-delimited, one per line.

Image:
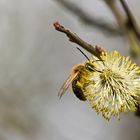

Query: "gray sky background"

xmin=0 ymin=0 xmax=139 ymax=140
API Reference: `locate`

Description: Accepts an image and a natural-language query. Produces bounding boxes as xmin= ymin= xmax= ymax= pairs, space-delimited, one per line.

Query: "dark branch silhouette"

xmin=55 ymin=0 xmax=122 ymax=36
xmin=119 ymin=0 xmax=140 ymax=41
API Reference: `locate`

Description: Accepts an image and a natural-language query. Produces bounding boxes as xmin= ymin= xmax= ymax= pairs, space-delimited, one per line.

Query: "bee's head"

xmin=85 ymin=60 xmax=103 ymax=73
xmin=76 ymin=47 xmax=102 ymax=73
xmin=85 ymin=61 xmax=95 ymax=72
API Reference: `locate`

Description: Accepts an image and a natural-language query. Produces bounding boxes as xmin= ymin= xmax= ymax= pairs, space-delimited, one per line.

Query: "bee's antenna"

xmin=76 ymin=47 xmax=90 ymax=61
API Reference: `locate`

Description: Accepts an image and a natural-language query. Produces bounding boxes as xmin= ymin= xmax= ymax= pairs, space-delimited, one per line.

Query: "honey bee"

xmin=58 ymin=48 xmax=101 ymax=101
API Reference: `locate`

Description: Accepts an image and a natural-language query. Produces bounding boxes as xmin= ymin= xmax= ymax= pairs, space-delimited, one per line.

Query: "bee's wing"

xmin=58 ymin=73 xmax=78 ymax=99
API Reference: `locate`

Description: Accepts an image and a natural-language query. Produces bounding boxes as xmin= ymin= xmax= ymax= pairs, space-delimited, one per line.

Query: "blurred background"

xmin=0 ymin=0 xmax=139 ymax=140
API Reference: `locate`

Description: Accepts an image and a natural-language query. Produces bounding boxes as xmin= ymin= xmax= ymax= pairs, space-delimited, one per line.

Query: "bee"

xmin=58 ymin=47 xmax=101 ymax=101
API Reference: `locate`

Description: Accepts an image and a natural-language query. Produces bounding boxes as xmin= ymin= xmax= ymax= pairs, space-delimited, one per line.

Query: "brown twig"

xmin=55 ymin=0 xmax=122 ymax=36
xmin=53 ymin=21 xmax=105 ymax=59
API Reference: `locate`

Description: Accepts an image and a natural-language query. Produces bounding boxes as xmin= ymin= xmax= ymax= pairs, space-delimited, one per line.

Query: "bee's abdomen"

xmin=72 ymin=79 xmax=87 ymax=101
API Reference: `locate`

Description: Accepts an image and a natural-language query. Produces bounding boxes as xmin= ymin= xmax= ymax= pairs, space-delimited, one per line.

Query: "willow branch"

xmin=119 ymin=0 xmax=140 ymax=41
xmin=53 ymin=22 xmax=105 ymax=59
xmin=55 ymin=0 xmax=122 ymax=36
xmin=104 ymin=0 xmax=140 ymax=59
xmin=104 ymin=0 xmax=126 ymax=31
